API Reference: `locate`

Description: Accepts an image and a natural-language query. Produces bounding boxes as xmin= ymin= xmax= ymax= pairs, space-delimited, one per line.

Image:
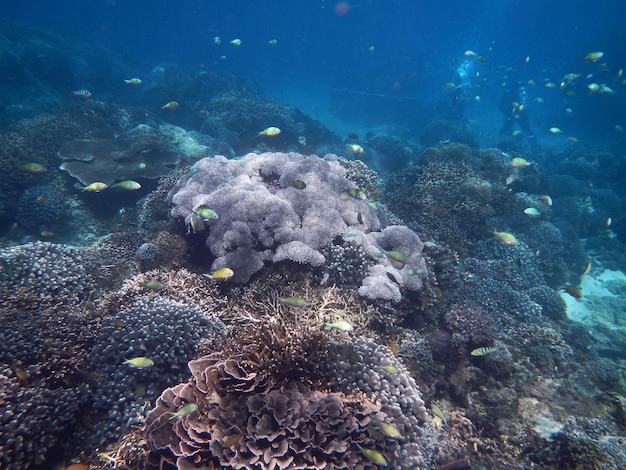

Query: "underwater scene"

xmin=1 ymin=1 xmax=626 ymax=469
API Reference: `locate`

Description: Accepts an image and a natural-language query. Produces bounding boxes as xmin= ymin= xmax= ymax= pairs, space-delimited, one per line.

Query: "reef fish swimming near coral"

xmin=123 ymin=357 xmax=155 ymax=368
xmin=204 ymin=267 xmax=234 ymax=280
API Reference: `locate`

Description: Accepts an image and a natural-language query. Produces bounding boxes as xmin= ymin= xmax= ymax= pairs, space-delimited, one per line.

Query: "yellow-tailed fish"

xmin=540 ymin=195 xmax=553 ymax=207
xmin=471 ymin=346 xmax=497 ymax=356
xmin=124 ymin=78 xmax=143 ymax=85
xmin=169 ymin=403 xmax=198 ymax=419
xmin=123 ymin=356 xmax=155 ymax=368
xmin=356 ymin=445 xmax=387 ymax=466
xmin=161 ymin=101 xmax=179 ymax=110
xmin=204 ymin=267 xmax=234 ymax=280
xmin=81 ymin=182 xmax=108 ymax=192
xmin=492 ymin=230 xmax=517 ymax=246
xmin=325 ymin=320 xmax=354 ymax=331
xmin=258 ymin=126 xmax=281 ymax=136
xmin=523 ymin=207 xmax=540 ymax=218
xmin=380 ymin=365 xmax=398 ymax=374
xmin=20 ymin=162 xmax=47 ymax=173
xmin=112 ymin=180 xmax=141 ymax=190
xmin=279 ymin=296 xmax=308 ymax=308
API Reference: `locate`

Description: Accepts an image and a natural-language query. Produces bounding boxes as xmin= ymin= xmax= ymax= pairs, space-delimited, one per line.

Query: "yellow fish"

xmin=162 ymin=101 xmax=179 ymax=110
xmin=124 ymin=78 xmax=143 ymax=85
xmin=492 ymin=230 xmax=517 ymax=246
xmin=356 ymin=445 xmax=387 ymax=466
xmin=348 ymin=143 xmax=364 ymax=154
xmin=169 ymin=403 xmax=198 ymax=420
xmin=464 ymin=50 xmax=477 ymax=57
xmin=509 ymin=157 xmax=531 ymax=168
xmin=540 ymin=195 xmax=553 ymax=207
xmin=204 ymin=267 xmax=234 ymax=280
xmin=471 ymin=346 xmax=497 ymax=356
xmin=20 ymin=162 xmax=47 ymax=173
xmin=111 ymin=180 xmax=141 ymax=190
xmin=549 ymin=127 xmax=562 ymax=134
xmin=230 ymin=38 xmax=242 ymax=46
xmin=258 ymin=126 xmax=281 ymax=136
xmin=324 ymin=320 xmax=354 ymax=331
xmin=584 ymin=51 xmax=603 ymax=62
xmin=81 ymin=182 xmax=108 ymax=192
xmin=123 ymin=357 xmax=154 ymax=368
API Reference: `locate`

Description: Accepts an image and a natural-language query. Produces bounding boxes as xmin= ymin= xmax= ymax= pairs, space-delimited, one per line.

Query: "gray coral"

xmin=169 ymin=152 xmax=427 ymax=301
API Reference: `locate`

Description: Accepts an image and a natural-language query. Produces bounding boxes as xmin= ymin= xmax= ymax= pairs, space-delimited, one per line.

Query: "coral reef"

xmin=88 ymin=296 xmax=225 ymax=443
xmin=15 ymin=185 xmax=68 ymax=232
xmin=0 ymin=241 xmax=94 ymax=312
xmin=168 ymin=152 xmax=427 ymax=301
xmin=144 ymin=324 xmax=437 ymax=469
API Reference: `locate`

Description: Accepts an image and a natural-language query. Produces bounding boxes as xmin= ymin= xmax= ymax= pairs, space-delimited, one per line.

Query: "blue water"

xmin=4 ymin=0 xmax=626 ymax=138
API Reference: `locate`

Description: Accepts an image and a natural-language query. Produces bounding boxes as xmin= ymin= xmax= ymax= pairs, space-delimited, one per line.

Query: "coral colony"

xmin=1 ymin=20 xmax=626 ymax=470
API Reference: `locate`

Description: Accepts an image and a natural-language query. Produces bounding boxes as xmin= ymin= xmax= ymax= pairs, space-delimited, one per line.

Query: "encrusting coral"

xmin=168 ymin=151 xmax=428 ymax=302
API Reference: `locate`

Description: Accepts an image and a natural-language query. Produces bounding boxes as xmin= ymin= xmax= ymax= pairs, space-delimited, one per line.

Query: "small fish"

xmin=325 ymin=320 xmax=354 ymax=331
xmin=258 ymin=126 xmax=281 ymax=136
xmin=423 ymin=241 xmax=437 ymax=248
xmin=544 ymin=82 xmax=558 ymax=89
xmin=356 ymin=444 xmax=387 ymax=466
xmin=534 ymin=97 xmax=544 ymax=103
xmin=291 ymin=179 xmax=307 ymax=189
xmin=162 ymin=101 xmax=179 ymax=110
xmin=36 ymin=195 xmax=46 ymax=203
xmin=111 ymin=180 xmax=141 ymax=190
xmin=567 ymin=136 xmax=579 ymax=143
xmin=523 ymin=55 xmax=530 ymax=65
xmin=20 ymin=162 xmax=47 ymax=173
xmin=382 ymin=250 xmax=408 ymax=262
xmin=523 ymin=207 xmax=540 ymax=218
xmin=348 ymin=143 xmax=364 ymax=154
xmin=389 ymin=340 xmax=398 ymax=356
xmin=124 ymin=78 xmax=143 ymax=85
xmin=140 ymin=280 xmax=166 ymax=290
xmin=342 ymin=233 xmax=356 ymax=239
xmin=230 ymin=38 xmax=242 ymax=46
xmin=357 ymin=212 xmax=364 ymax=225
xmin=475 ymin=55 xmax=487 ymax=63
xmin=81 ymin=182 xmax=108 ymax=192
xmin=72 ymin=89 xmax=92 ymax=99
xmin=0 ymin=258 xmax=14 ymax=277
xmin=509 ymin=157 xmax=531 ymax=168
xmin=549 ymin=127 xmax=563 ymax=134
xmin=204 ymin=267 xmax=234 ymax=280
xmin=193 ymin=205 xmax=219 ymax=219
xmin=431 ymin=403 xmax=446 ymax=422
xmin=587 ymin=83 xmax=601 ymax=92
xmin=169 ymin=403 xmax=198 ymax=419
xmin=368 ymin=46 xmax=375 ymax=52
xmin=123 ymin=356 xmax=155 ymax=368
xmin=464 ymin=50 xmax=477 ymax=57
xmin=222 ymin=434 xmax=241 ymax=449
xmin=562 ymin=285 xmax=582 ymax=299
xmin=437 ymin=459 xmax=470 ymax=470
xmin=492 ymin=230 xmax=517 ymax=246
xmin=584 ymin=51 xmax=604 ymax=62
xmin=373 ymin=421 xmax=403 ymax=439
xmin=212 ymin=36 xmax=221 ymax=45
xmin=379 ymin=365 xmax=398 ymax=374
xmin=582 ymin=260 xmax=592 ymax=277
xmin=97 ymin=452 xmax=120 ymax=463
xmin=65 ymin=464 xmax=89 ymax=470
xmin=347 ymin=187 xmax=367 ymax=200
xmin=540 ymin=195 xmax=553 ymax=207
xmin=40 ymin=230 xmax=54 ymax=238
xmin=279 ymin=296 xmax=308 ymax=308
xmin=268 ymin=39 xmax=277 ymax=45
xmin=471 ymin=346 xmax=497 ymax=356
xmin=605 ymin=217 xmax=612 ymax=228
